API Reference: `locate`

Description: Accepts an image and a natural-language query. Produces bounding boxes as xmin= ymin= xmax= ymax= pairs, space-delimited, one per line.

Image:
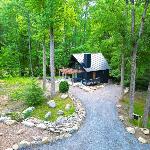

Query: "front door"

xmin=93 ymin=72 xmax=96 ymax=79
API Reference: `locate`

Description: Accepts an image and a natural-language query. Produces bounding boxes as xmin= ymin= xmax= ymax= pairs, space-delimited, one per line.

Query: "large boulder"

xmin=47 ymin=100 xmax=56 ymax=108
xmin=126 ymin=127 xmax=135 ymax=134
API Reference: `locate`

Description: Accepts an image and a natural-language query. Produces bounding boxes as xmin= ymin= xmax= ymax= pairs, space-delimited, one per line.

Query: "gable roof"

xmin=72 ymin=53 xmax=109 ymax=72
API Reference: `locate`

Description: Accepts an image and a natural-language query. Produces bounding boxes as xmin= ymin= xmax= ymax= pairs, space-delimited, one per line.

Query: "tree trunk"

xmin=129 ymin=0 xmax=149 ymax=119
xmin=27 ymin=13 xmax=33 ymax=76
xmin=143 ymin=82 xmax=150 ymax=128
xmin=121 ymin=0 xmax=128 ymax=97
xmin=121 ymin=51 xmax=125 ymax=96
xmin=50 ymin=26 xmax=55 ymax=97
xmin=42 ymin=37 xmax=46 ymax=90
xmin=83 ymin=2 xmax=88 ymax=43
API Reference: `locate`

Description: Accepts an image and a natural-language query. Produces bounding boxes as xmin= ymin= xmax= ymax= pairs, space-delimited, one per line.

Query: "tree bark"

xmin=42 ymin=37 xmax=46 ymax=90
xmin=27 ymin=13 xmax=33 ymax=76
xmin=50 ymin=25 xmax=55 ymax=97
xmin=143 ymin=82 xmax=150 ymax=128
xmin=121 ymin=51 xmax=125 ymax=96
xmin=129 ymin=0 xmax=149 ymax=119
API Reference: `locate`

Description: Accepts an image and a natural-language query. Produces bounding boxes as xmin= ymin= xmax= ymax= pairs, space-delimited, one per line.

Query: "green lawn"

xmin=31 ymin=94 xmax=75 ymax=122
xmin=121 ymin=92 xmax=150 ymax=128
xmin=0 ymin=77 xmax=33 ymax=96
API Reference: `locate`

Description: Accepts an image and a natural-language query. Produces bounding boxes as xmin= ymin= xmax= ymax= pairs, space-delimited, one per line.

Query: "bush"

xmin=59 ymin=81 xmax=69 ymax=93
xmin=10 ymin=79 xmax=45 ymax=106
xmin=9 ymin=112 xmax=23 ymax=122
xmin=23 ymin=80 xmax=45 ymax=106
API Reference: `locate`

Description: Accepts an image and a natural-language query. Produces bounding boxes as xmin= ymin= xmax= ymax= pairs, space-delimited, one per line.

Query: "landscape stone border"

xmin=116 ymin=104 xmax=150 ymax=144
xmin=2 ymin=94 xmax=86 ymax=150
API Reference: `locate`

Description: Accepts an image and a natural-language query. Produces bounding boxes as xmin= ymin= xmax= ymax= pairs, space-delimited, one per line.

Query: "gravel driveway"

xmin=25 ymin=84 xmax=150 ymax=150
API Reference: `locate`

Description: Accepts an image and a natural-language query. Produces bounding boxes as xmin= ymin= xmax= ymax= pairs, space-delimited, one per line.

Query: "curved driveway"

xmin=26 ymin=85 xmax=150 ymax=150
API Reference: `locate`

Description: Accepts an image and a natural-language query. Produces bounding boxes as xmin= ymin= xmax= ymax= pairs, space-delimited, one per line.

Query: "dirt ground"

xmin=0 ymin=122 xmax=58 ymax=150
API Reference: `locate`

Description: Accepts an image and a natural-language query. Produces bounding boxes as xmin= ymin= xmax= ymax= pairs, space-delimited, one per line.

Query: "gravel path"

xmin=25 ymin=84 xmax=150 ymax=150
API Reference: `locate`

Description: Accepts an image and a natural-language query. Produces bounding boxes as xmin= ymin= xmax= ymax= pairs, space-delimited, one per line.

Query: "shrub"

xmin=23 ymin=80 xmax=45 ymax=106
xmin=10 ymin=79 xmax=45 ymax=106
xmin=59 ymin=81 xmax=69 ymax=93
xmin=9 ymin=112 xmax=23 ymax=122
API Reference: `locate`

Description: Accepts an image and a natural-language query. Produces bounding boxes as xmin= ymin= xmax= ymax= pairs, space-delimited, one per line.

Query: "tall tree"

xmin=42 ymin=36 xmax=46 ymax=90
xmin=50 ymin=25 xmax=55 ymax=96
xmin=129 ymin=0 xmax=150 ymax=119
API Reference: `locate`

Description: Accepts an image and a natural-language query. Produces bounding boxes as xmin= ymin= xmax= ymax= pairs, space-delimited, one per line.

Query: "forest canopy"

xmin=0 ymin=0 xmax=150 ymax=90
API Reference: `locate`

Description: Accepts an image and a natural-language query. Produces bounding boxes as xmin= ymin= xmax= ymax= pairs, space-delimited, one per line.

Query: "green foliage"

xmin=23 ymin=80 xmax=45 ymax=106
xmin=0 ymin=0 xmax=149 ymax=89
xmin=9 ymin=79 xmax=45 ymax=106
xmin=9 ymin=112 xmax=23 ymax=122
xmin=59 ymin=81 xmax=69 ymax=93
xmin=23 ymin=110 xmax=32 ymax=119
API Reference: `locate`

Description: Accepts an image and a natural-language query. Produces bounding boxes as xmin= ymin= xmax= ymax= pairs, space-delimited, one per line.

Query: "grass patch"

xmin=31 ymin=94 xmax=75 ymax=122
xmin=121 ymin=92 xmax=150 ymax=128
xmin=0 ymin=77 xmax=33 ymax=97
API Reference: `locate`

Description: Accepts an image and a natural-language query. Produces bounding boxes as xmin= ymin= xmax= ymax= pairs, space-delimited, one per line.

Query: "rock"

xmin=63 ymin=133 xmax=72 ymax=138
xmin=18 ymin=140 xmax=30 ymax=148
xmin=22 ymin=121 xmax=35 ymax=127
xmin=119 ymin=115 xmax=124 ymax=121
xmin=17 ymin=129 xmax=25 ymax=135
xmin=32 ymin=136 xmax=42 ymax=141
xmin=57 ymin=110 xmax=64 ymax=115
xmin=45 ymin=112 xmax=51 ymax=120
xmin=22 ymin=107 xmax=35 ymax=114
xmin=56 ymin=116 xmax=65 ymax=124
xmin=48 ymin=127 xmax=55 ymax=132
xmin=47 ymin=100 xmax=56 ymax=108
xmin=140 ymin=128 xmax=149 ymax=135
xmin=42 ymin=137 xmax=49 ymax=144
xmin=12 ymin=144 xmax=19 ymax=150
xmin=61 ymin=94 xmax=68 ymax=99
xmin=126 ymin=127 xmax=135 ymax=134
xmin=0 ymin=133 xmax=3 ymax=136
xmin=124 ymin=87 xmax=129 ymax=94
xmin=138 ymin=137 xmax=147 ymax=144
xmin=5 ymin=120 xmax=17 ymax=126
xmin=116 ymin=104 xmax=121 ymax=108
xmin=0 ymin=116 xmax=10 ymax=122
xmin=36 ymin=123 xmax=47 ymax=130
xmin=65 ymin=104 xmax=71 ymax=111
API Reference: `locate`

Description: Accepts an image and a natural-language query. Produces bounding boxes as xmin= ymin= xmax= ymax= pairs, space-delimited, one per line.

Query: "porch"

xmin=59 ymin=68 xmax=101 ymax=86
